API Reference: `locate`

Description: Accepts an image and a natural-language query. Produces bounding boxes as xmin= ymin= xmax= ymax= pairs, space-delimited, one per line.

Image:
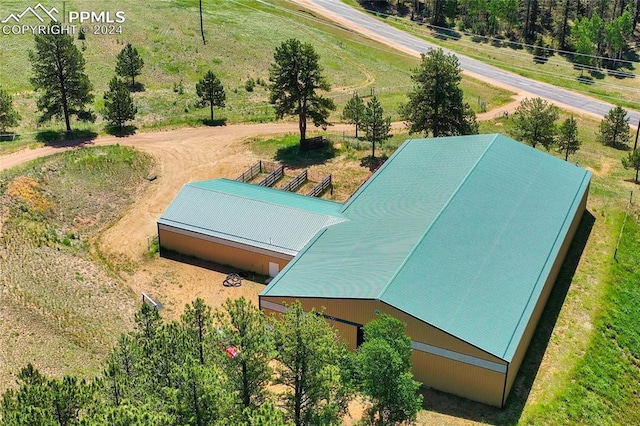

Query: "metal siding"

xmin=160 ymin=229 xmax=290 ymax=275
xmin=260 ymin=297 xmax=376 ymax=326
xmin=259 ymin=296 xmax=508 ymax=406
xmin=412 ymin=350 xmax=505 ymax=407
xmin=160 ymin=224 xmax=293 ymax=259
xmin=504 ymin=186 xmax=589 ymax=401
xmin=260 ymin=297 xmax=506 ymax=364
xmin=327 ymin=320 xmax=358 ymax=350
xmin=383 ymin=303 xmax=507 ymax=364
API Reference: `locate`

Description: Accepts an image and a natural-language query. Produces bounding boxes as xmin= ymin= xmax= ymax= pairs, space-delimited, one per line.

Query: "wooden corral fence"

xmin=281 ymin=169 xmax=308 ymax=192
xmin=258 ymin=165 xmax=285 ymax=187
xmin=307 ymin=174 xmax=332 ymax=197
xmin=236 ymin=161 xmax=261 ymax=182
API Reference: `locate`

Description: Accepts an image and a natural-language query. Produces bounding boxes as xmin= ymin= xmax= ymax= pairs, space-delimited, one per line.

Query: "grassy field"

xmin=250 ymin=113 xmax=640 ymax=424
xmin=340 ymin=0 xmax=640 ymax=111
xmin=0 ymin=0 xmax=512 ymax=150
xmin=0 ymin=145 xmax=153 ymax=392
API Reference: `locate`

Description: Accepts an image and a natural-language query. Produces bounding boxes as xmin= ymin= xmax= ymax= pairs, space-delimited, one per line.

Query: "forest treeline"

xmin=365 ymin=0 xmax=639 ymax=68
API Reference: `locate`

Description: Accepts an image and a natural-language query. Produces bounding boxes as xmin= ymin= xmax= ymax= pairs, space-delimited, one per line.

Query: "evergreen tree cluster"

xmin=8 ymin=23 xmax=228 ymax=135
xmin=372 ymin=0 xmax=638 ymax=67
xmin=1 ymin=299 xmax=423 ymax=426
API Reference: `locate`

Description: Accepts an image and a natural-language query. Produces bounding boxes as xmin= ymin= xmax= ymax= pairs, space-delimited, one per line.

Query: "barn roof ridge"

xmin=376 ymin=135 xmax=497 ymax=301
xmin=187 ymin=178 xmax=346 ymax=217
xmin=261 ymin=133 xmax=591 ymax=361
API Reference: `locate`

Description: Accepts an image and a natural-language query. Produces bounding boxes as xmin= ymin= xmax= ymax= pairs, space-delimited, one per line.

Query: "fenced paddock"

xmin=258 ymin=165 xmax=284 ymax=187
xmin=236 ymin=161 xmax=261 ymax=182
xmin=307 ymin=174 xmax=333 ymax=197
xmin=235 ymin=160 xmax=333 ymax=197
xmin=281 ymin=170 xmax=308 ymax=192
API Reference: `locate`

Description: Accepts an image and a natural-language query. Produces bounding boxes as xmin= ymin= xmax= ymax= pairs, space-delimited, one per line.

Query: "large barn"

xmin=159 ymin=134 xmax=591 ymax=407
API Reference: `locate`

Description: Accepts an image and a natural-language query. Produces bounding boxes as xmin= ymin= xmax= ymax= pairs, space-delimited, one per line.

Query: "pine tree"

xmin=103 ymin=77 xmax=137 ymax=130
xmin=269 ymin=39 xmax=336 ymax=149
xmin=214 ymin=297 xmax=275 ymax=415
xmin=196 ymin=70 xmax=226 ymax=121
xmin=400 ymin=48 xmax=478 ymax=137
xmin=29 ymin=22 xmax=94 ymax=133
xmin=622 ymin=149 xmax=640 ymax=183
xmin=341 ymin=92 xmax=365 ymax=138
xmin=362 ymin=95 xmax=392 ymax=159
xmin=181 ymin=298 xmax=213 ymax=366
xmin=0 ymin=86 xmax=20 ymax=133
xmin=356 ymin=315 xmax=422 ymax=426
xmin=598 ymin=105 xmax=631 ymax=148
xmin=514 ymin=97 xmax=559 ymax=150
xmin=274 ymin=301 xmax=351 ymax=426
xmin=115 ymin=43 xmax=144 ymax=88
xmin=557 ymin=116 xmax=581 ymax=160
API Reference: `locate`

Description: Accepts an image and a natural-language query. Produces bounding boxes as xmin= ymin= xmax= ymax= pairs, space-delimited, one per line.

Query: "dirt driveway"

xmin=0 ymin=113 xmax=505 ymax=318
xmin=1 ymin=122 xmax=371 ymax=318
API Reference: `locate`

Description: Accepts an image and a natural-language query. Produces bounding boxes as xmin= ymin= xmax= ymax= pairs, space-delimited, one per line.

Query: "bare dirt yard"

xmin=1 ymin=122 xmax=368 ymax=320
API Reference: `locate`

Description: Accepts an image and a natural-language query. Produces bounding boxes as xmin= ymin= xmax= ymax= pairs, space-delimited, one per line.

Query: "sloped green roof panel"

xmin=159 ymin=179 xmax=347 ymax=256
xmin=189 ymin=178 xmax=344 ymax=216
xmin=261 ymin=134 xmax=591 ymax=361
xmin=262 ymin=136 xmax=495 ymax=298
xmin=380 ymin=136 xmax=590 ymax=359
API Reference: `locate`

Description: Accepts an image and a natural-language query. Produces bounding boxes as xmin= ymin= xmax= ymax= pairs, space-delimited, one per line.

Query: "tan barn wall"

xmin=503 ymin=185 xmax=589 ymax=406
xmin=260 ymin=296 xmax=507 ymax=406
xmin=159 ymin=226 xmax=291 ymax=275
xmin=411 ymin=350 xmax=505 ymax=407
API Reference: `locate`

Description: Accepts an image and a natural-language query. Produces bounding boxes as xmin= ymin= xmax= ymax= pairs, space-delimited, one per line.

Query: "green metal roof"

xmin=159 ymin=179 xmax=347 ymax=256
xmin=261 ymin=134 xmax=591 ymax=361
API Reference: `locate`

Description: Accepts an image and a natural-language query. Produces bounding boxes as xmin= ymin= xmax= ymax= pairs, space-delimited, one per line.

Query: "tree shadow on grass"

xmin=612 ymin=143 xmax=632 ymax=151
xmin=573 ymin=65 xmax=605 ymax=82
xmin=105 ymin=125 xmax=137 ymax=137
xmin=274 ymin=140 xmax=337 ymax=167
xmin=577 ymin=75 xmax=595 ymax=85
xmin=202 ymin=118 xmax=227 ymax=127
xmin=35 ymin=129 xmax=98 ymax=147
xmin=432 ymin=27 xmax=461 ymax=41
xmin=360 ymin=154 xmax=388 ymax=172
xmin=129 ymin=82 xmax=145 ymax=93
xmin=420 ymin=212 xmax=595 ymax=424
xmin=607 ymin=68 xmax=636 ymax=79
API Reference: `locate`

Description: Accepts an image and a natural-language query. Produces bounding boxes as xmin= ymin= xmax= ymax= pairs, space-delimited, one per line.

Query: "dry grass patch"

xmin=0 ymin=145 xmax=153 ymax=393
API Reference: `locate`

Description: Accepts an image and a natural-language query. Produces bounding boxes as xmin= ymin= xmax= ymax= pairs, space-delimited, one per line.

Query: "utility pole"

xmin=634 ymin=117 xmax=639 ymax=151
xmin=200 ymin=0 xmax=206 ymax=45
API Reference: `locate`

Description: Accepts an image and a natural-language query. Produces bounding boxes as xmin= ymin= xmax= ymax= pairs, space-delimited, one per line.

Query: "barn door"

xmin=268 ymin=262 xmax=280 ymax=278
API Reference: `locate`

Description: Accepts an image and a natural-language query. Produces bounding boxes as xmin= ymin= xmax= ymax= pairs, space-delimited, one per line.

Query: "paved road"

xmin=307 ymin=0 xmax=640 ymax=124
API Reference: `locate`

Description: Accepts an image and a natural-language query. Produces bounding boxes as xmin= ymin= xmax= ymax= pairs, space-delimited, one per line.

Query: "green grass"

xmin=248 ymin=113 xmax=640 ymax=423
xmin=523 ymin=215 xmax=640 ymax=425
xmin=0 ymin=0 xmax=512 ymax=151
xmin=341 ymin=0 xmax=640 ymax=111
xmin=0 ymin=145 xmax=153 ymax=393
